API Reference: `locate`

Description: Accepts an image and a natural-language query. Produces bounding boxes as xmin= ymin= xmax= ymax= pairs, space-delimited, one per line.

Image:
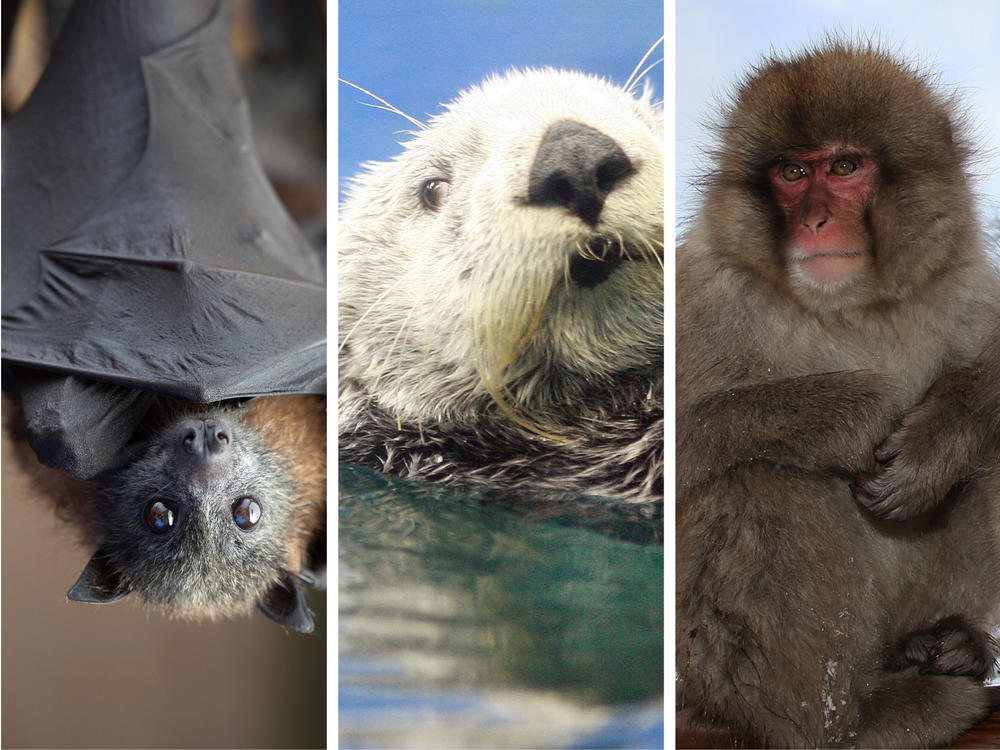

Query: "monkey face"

xmin=768 ymin=146 xmax=877 ymax=288
xmin=67 ymin=407 xmax=314 ymax=631
xmin=703 ymin=43 xmax=977 ymax=313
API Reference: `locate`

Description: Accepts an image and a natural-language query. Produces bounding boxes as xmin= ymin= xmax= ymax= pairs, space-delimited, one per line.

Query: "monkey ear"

xmin=67 ymin=546 xmax=132 ymax=604
xmin=257 ymin=572 xmax=315 ymax=633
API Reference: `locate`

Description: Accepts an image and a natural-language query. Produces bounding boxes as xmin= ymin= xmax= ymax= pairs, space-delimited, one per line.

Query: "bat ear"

xmin=257 ymin=572 xmax=315 ymax=633
xmin=300 ymin=528 xmax=327 ymax=591
xmin=67 ymin=546 xmax=132 ymax=604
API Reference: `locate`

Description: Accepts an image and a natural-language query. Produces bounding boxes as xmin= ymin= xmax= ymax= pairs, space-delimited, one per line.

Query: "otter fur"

xmin=338 ymin=68 xmax=664 ymax=503
xmin=5 ymin=394 xmax=326 ymax=632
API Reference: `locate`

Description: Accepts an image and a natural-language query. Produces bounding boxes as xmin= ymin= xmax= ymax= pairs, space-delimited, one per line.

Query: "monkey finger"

xmin=849 ymin=478 xmax=880 ymax=506
xmin=851 ymin=471 xmax=882 ymax=498
xmin=873 ymin=435 xmax=902 ymax=463
xmin=851 ymin=477 xmax=914 ymax=521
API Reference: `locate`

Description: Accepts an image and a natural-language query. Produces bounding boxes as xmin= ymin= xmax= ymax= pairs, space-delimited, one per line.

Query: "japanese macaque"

xmin=676 ymin=41 xmax=1000 ymax=747
xmin=5 ymin=395 xmax=326 ymax=632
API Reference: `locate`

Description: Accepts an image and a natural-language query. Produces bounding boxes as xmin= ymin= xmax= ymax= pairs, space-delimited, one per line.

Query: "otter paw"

xmin=888 ymin=616 xmax=995 ymax=679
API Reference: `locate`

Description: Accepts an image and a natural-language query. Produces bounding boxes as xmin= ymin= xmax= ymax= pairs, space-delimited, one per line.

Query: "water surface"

xmin=339 ymin=464 xmax=664 ymax=749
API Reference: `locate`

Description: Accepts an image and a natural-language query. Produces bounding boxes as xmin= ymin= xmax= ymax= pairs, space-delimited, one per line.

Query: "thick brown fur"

xmin=676 ymin=41 xmax=1000 ymax=748
xmin=854 ymin=330 xmax=1000 ymax=520
xmin=3 ymin=394 xmax=326 ymax=627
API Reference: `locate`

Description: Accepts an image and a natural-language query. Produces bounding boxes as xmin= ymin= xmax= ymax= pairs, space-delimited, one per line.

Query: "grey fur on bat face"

xmin=66 ymin=398 xmax=321 ymax=633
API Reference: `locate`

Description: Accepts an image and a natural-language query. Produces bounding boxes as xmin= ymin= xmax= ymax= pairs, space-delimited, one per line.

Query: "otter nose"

xmin=527 ymin=120 xmax=633 ymax=226
xmin=179 ymin=418 xmax=232 ymax=460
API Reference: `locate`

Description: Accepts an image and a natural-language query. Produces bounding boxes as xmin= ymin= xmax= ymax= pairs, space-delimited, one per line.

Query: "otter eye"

xmin=420 ymin=179 xmax=450 ymax=211
xmin=232 ymin=496 xmax=262 ymax=531
xmin=830 ymin=158 xmax=857 ymax=176
xmin=144 ymin=499 xmax=177 ymax=534
xmin=781 ymin=163 xmax=806 ymax=182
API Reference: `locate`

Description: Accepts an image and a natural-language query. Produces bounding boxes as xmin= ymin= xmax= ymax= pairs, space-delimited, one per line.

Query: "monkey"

xmin=338 ymin=68 xmax=664 ymax=504
xmin=676 ymin=41 xmax=1000 ymax=747
xmin=4 ymin=394 xmax=326 ymax=632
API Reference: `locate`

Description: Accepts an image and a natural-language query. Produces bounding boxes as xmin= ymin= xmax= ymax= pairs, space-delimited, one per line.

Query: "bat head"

xmin=67 ymin=406 xmax=317 ymax=633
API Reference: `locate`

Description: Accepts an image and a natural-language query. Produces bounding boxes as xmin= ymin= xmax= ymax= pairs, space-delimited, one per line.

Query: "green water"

xmin=339 ymin=464 xmax=664 ymax=749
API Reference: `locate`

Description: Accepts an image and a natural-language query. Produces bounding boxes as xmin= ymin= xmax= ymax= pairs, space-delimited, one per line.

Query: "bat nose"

xmin=179 ymin=419 xmax=232 ymax=459
xmin=527 ymin=119 xmax=633 ymax=226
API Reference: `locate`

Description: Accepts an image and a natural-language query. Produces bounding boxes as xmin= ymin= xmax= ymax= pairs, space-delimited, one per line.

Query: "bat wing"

xmin=1 ymin=0 xmax=325 ymax=477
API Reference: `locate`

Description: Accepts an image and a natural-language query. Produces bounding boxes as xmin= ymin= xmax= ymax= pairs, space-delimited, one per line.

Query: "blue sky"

xmin=676 ymin=0 xmax=1000 ymax=225
xmin=336 ymin=1 xmax=999 ymax=227
xmin=337 ymin=0 xmax=664 ymax=198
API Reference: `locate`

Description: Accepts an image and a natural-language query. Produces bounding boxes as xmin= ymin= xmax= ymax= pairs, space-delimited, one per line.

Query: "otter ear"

xmin=257 ymin=572 xmax=314 ymax=633
xmin=67 ymin=546 xmax=132 ymax=604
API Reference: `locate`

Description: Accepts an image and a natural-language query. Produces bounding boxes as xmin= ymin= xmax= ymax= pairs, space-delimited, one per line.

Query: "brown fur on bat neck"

xmin=4 ymin=394 xmax=326 ymax=633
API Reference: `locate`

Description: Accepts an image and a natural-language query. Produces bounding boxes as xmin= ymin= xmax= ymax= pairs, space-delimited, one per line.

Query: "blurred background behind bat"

xmin=1 ymin=1 xmax=327 ymax=747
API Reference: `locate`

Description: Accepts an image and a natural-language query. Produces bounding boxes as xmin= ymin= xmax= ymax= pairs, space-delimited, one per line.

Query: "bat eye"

xmin=420 ymin=179 xmax=450 ymax=211
xmin=232 ymin=496 xmax=262 ymax=531
xmin=144 ymin=499 xmax=177 ymax=534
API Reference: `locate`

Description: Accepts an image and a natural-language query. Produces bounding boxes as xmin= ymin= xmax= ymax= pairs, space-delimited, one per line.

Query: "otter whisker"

xmin=338 ymin=78 xmax=426 ymax=131
xmin=624 ymin=35 xmax=664 ymax=93
xmin=339 ymin=272 xmax=410 ymax=353
xmin=628 ymin=59 xmax=664 ymax=94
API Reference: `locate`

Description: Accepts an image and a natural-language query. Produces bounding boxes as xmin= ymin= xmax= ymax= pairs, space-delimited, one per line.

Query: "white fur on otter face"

xmin=339 ymin=69 xmax=663 ymax=427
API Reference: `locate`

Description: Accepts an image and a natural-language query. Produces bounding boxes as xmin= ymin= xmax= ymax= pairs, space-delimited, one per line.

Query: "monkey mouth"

xmin=570 ymin=238 xmax=632 ymax=287
xmin=791 ymin=248 xmax=865 ymax=285
xmin=792 ymin=249 xmax=862 ymax=261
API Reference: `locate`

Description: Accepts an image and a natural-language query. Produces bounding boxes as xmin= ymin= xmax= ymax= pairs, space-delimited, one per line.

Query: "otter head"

xmin=67 ymin=408 xmax=315 ymax=632
xmin=339 ymin=69 xmax=664 ymax=432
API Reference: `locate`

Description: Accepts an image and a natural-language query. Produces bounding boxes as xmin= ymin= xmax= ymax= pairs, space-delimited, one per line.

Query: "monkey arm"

xmin=677 ymin=370 xmax=897 ymax=492
xmin=853 ymin=340 xmax=1000 ymax=520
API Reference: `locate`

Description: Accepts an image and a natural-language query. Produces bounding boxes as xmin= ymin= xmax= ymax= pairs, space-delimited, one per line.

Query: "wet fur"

xmin=339 ymin=68 xmax=664 ymax=502
xmin=676 ymin=41 xmax=1000 ymax=747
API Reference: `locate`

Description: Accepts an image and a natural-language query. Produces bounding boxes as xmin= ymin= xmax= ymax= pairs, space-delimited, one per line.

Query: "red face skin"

xmin=768 ymin=147 xmax=877 ymax=286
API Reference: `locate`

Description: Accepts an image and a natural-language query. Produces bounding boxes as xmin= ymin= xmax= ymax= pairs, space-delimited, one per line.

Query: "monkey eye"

xmin=232 ymin=496 xmax=262 ymax=531
xmin=143 ymin=499 xmax=177 ymax=535
xmin=830 ymin=158 xmax=857 ymax=176
xmin=780 ymin=163 xmax=806 ymax=182
xmin=420 ymin=179 xmax=450 ymax=211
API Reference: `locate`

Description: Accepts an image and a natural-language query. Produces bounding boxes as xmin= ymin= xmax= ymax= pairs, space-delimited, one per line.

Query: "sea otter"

xmin=338 ymin=69 xmax=664 ymax=503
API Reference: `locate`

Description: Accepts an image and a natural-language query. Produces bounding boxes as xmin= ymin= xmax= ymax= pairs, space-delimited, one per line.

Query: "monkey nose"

xmin=527 ymin=119 xmax=633 ymax=226
xmin=801 ymin=213 xmax=829 ymax=234
xmin=179 ymin=419 xmax=232 ymax=459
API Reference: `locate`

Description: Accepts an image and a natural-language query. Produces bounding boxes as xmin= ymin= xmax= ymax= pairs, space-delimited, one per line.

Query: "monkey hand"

xmin=884 ymin=615 xmax=997 ymax=679
xmin=852 ymin=368 xmax=983 ymax=521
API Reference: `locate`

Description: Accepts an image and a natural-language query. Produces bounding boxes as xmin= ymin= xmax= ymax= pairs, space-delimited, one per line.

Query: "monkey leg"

xmin=852 ymin=670 xmax=992 ymax=748
xmin=678 ymin=463 xmax=993 ymax=748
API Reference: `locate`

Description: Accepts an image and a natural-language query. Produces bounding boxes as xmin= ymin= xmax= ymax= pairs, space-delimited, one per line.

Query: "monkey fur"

xmin=5 ymin=394 xmax=325 ymax=632
xmin=854 ymin=328 xmax=1000 ymax=521
xmin=676 ymin=42 xmax=1000 ymax=747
